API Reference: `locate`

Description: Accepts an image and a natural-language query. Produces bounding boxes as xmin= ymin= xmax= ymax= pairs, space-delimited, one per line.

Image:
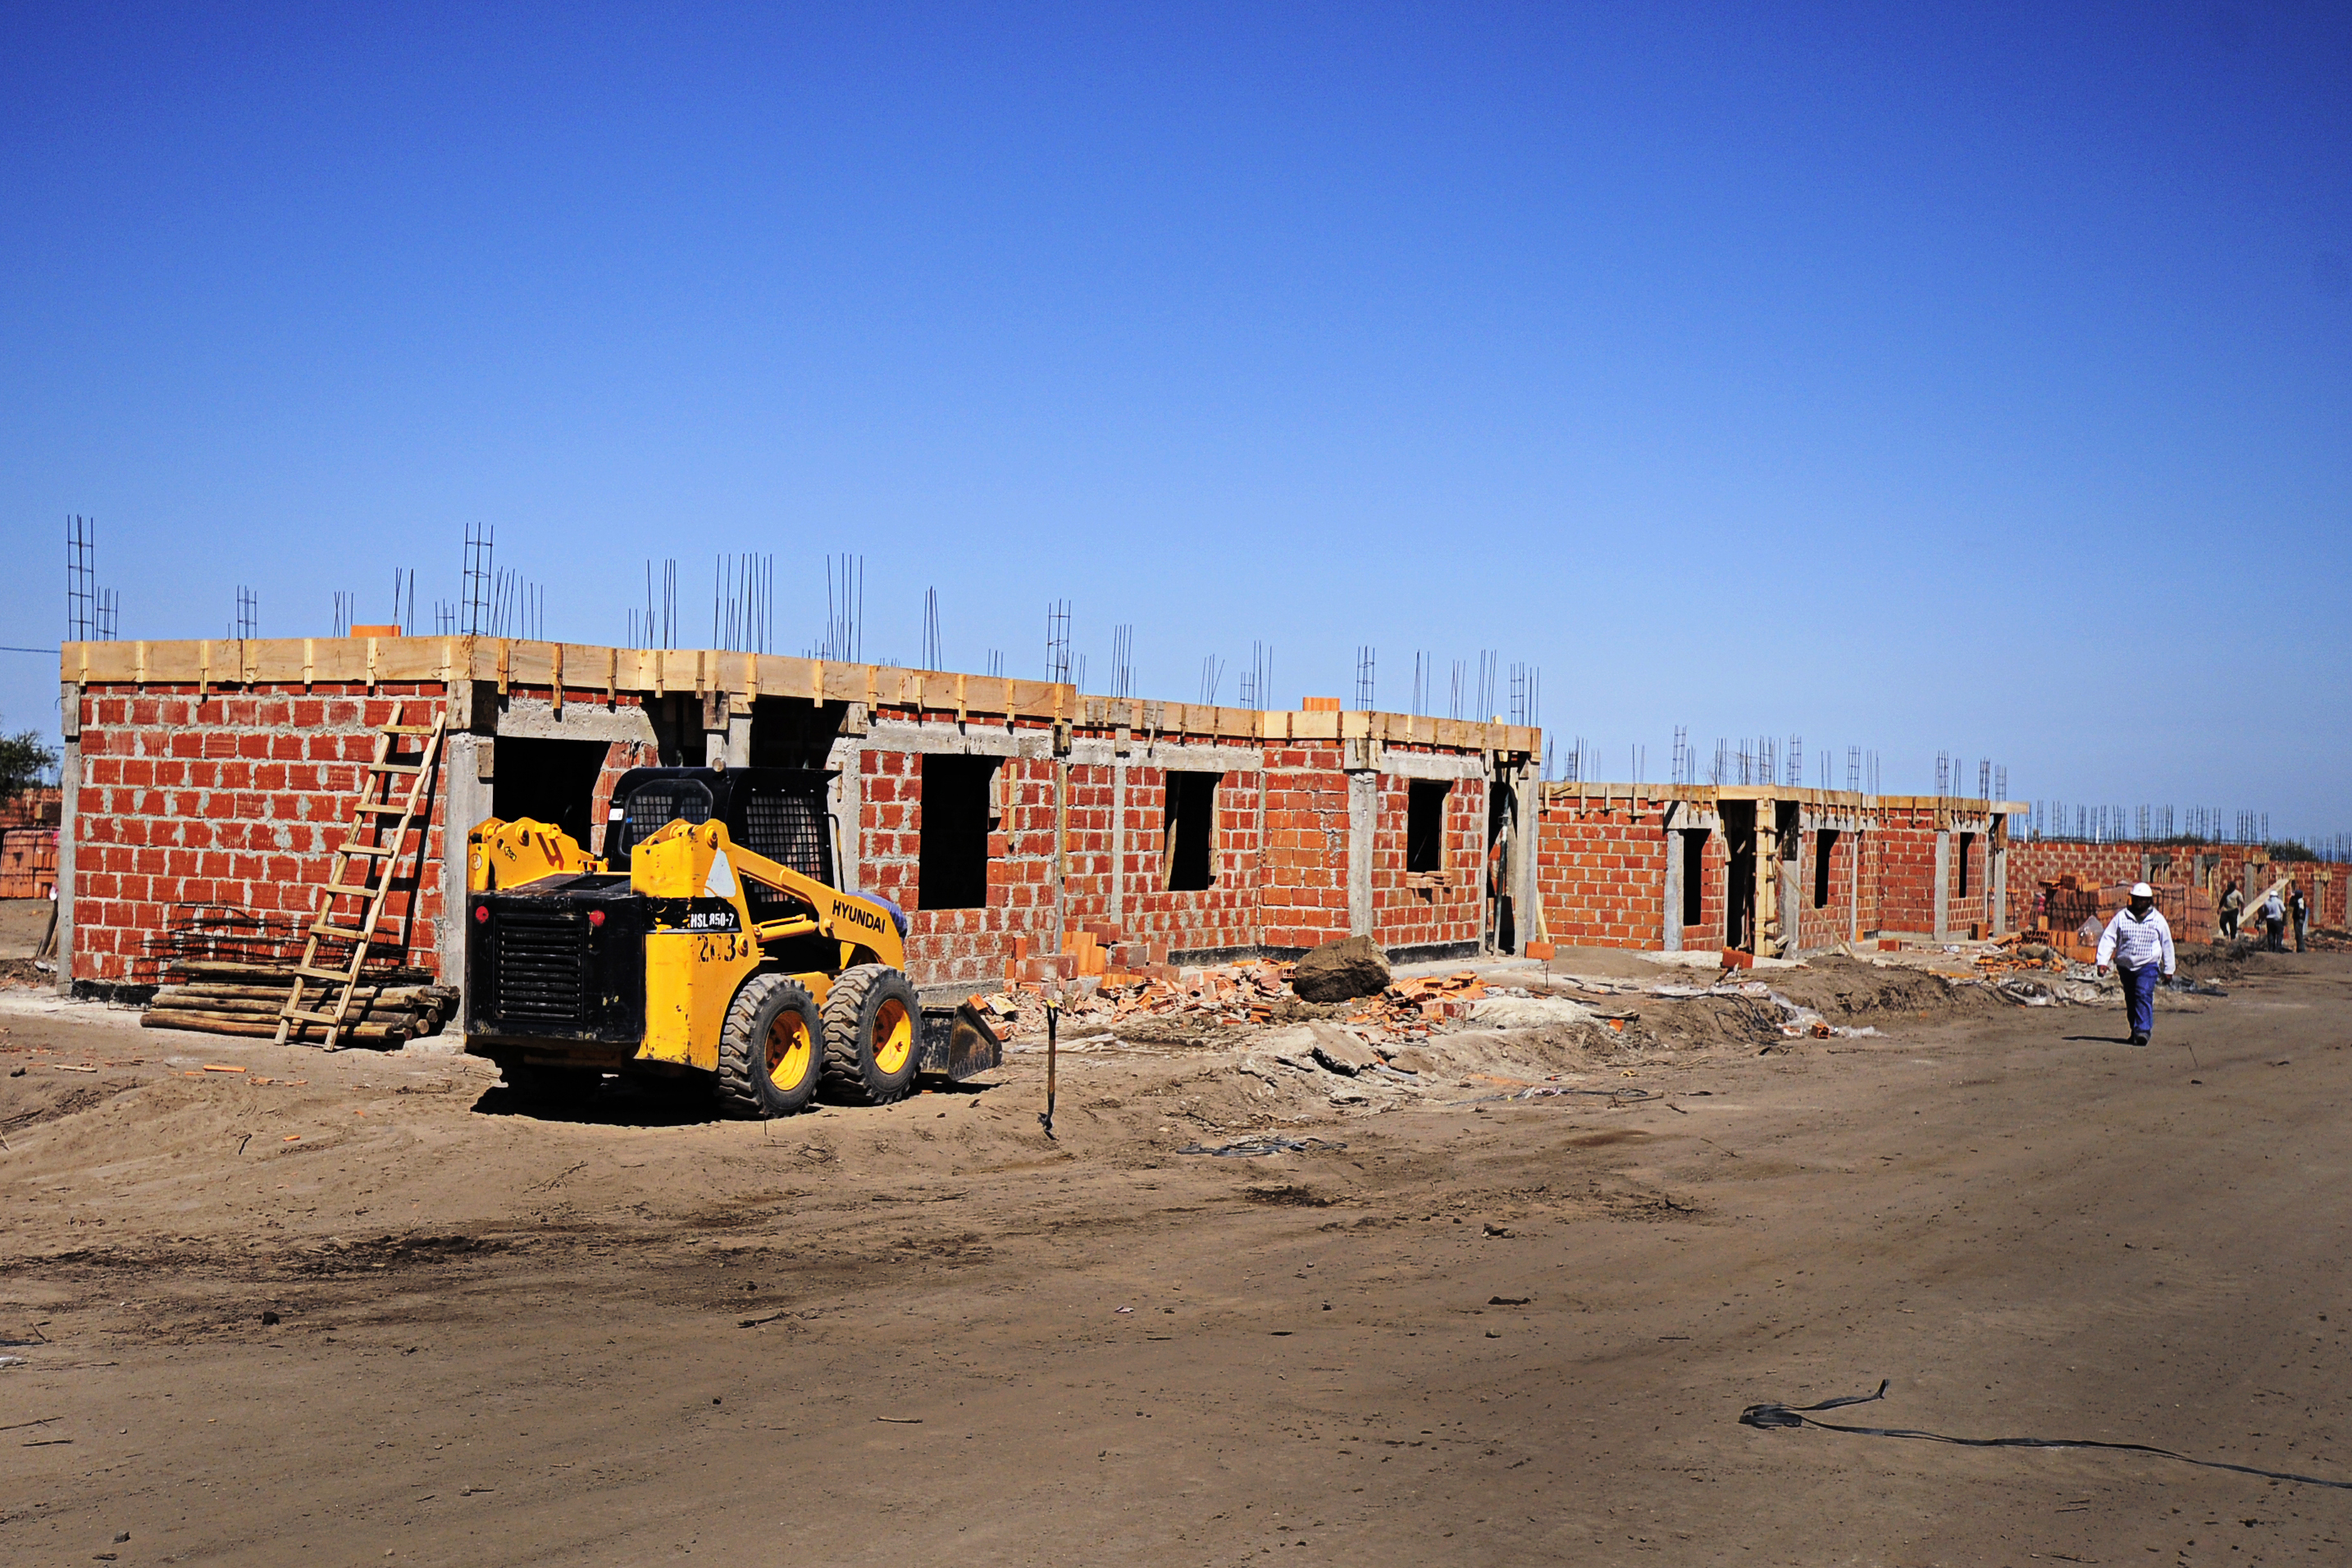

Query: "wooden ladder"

xmin=276 ymin=703 xmax=449 ymax=1048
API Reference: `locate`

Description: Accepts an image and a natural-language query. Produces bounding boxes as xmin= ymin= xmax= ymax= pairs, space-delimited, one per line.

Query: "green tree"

xmin=0 ymin=718 xmax=58 ymax=801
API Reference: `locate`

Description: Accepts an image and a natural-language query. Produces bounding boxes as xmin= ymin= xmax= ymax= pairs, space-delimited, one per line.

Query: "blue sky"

xmin=2 ymin=3 xmax=2346 ymax=836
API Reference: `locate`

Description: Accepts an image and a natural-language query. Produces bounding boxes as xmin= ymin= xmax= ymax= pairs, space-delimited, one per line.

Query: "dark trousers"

xmin=2294 ymin=916 xmax=2307 ymax=953
xmin=2266 ymin=918 xmax=2285 ymax=952
xmin=2117 ymin=962 xmax=2158 ymax=1039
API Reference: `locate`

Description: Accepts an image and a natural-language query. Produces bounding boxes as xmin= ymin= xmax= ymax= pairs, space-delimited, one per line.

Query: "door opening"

xmin=1163 ymin=772 xmax=1220 ymax=891
xmin=1721 ymin=801 xmax=1757 ymax=952
xmin=918 ymin=754 xmax=996 ymax=910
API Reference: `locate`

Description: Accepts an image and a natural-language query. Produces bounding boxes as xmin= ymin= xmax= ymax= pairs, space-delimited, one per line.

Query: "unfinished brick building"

xmin=53 ymin=636 xmax=2329 ymax=1002
xmin=1529 ymin=783 xmax=2017 ymax=956
xmin=2004 ymin=840 xmax=2342 ymax=937
xmin=52 ymin=637 xmax=1538 ymax=1000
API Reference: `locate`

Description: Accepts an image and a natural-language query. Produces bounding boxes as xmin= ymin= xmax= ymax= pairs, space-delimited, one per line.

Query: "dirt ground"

xmin=4 ymin=950 xmax=2351 ymax=1566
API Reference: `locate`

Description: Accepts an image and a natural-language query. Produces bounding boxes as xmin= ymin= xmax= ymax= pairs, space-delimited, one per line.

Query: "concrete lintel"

xmin=1379 ymin=750 xmax=1484 ymax=782
xmin=490 ymin=696 xmax=659 ymax=745
xmin=860 ymin=720 xmax=1057 ymax=762
xmin=1125 ymin=739 xmax=1265 ymax=773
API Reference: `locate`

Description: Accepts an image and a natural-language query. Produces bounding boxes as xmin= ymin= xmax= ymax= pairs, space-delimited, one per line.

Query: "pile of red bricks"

xmin=0 ymin=788 xmax=61 ymax=900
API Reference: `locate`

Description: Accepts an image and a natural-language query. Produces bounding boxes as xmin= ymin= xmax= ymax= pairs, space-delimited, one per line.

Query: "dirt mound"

xmin=1632 ymin=995 xmax=1785 ymax=1050
xmin=1771 ymin=955 xmax=1999 ymax=1023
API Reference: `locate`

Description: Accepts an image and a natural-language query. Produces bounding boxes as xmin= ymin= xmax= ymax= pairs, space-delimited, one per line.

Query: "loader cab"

xmin=605 ymin=768 xmax=837 ymax=920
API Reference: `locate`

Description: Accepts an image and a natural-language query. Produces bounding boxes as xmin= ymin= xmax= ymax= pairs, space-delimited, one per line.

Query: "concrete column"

xmin=1991 ymin=821 xmax=2010 ymax=935
xmin=1108 ymin=754 xmax=1126 ymax=930
xmin=1850 ymin=829 xmax=1862 ymax=943
xmin=1662 ymin=817 xmax=1684 ymax=953
xmin=439 ymin=732 xmax=494 ymax=1004
xmin=827 ymin=736 xmax=864 ymax=892
xmin=1515 ymin=768 xmax=1539 ymax=957
xmin=1254 ymin=758 xmax=1268 ymax=950
xmin=1932 ymin=830 xmax=1951 ymax=940
xmin=1754 ymin=797 xmax=1780 ymax=957
xmin=1052 ymin=756 xmax=1069 ymax=964
xmin=1347 ymin=768 xmax=1377 ymax=939
xmin=52 ymin=730 xmax=79 ymax=996
xmin=1782 ymin=812 xmax=1803 ymax=956
xmin=723 ymin=712 xmax=752 ymax=768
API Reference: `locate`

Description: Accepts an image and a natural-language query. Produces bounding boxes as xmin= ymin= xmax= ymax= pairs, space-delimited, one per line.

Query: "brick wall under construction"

xmin=2008 ymin=841 xmax=2343 ymax=935
xmin=54 ymin=637 xmax=1535 ymax=996
xmin=1529 ymin=787 xmax=2017 ymax=955
xmin=68 ymin=690 xmax=455 ymax=984
xmin=54 ymin=637 xmax=2336 ymax=995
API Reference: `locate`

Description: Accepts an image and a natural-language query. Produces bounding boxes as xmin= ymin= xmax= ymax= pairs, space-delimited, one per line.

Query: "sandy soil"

xmin=0 ymin=897 xmax=57 ymax=959
xmin=2 ymin=950 xmax=2350 ymax=1566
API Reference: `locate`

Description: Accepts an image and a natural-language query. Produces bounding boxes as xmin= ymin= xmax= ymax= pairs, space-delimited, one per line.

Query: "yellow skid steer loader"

xmin=463 ymin=766 xmax=998 ymax=1116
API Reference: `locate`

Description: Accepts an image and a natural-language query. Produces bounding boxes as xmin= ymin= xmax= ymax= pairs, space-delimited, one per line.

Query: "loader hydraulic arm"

xmin=631 ymin=818 xmax=906 ymax=971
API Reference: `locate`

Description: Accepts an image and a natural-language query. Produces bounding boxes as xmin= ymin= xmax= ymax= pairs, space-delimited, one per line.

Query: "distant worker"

xmin=2289 ymin=882 xmax=2308 ymax=954
xmin=2219 ymin=878 xmax=2242 ymax=941
xmin=2262 ymin=887 xmax=2286 ymax=952
xmin=2095 ymin=882 xmax=2175 ymax=1049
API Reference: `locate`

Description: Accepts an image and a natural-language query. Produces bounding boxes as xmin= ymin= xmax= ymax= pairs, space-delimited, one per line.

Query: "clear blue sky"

xmin=3 ymin=4 xmax=2346 ymax=836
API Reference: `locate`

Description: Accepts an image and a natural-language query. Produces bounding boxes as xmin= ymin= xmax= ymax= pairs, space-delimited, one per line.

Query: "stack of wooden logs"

xmin=140 ymin=960 xmax=459 ymax=1046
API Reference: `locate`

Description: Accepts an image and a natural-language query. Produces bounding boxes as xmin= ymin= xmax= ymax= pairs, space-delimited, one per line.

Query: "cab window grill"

xmin=618 ymin=782 xmax=713 ymax=863
xmin=741 ymin=791 xmax=827 ymax=917
xmin=742 ymin=792 xmax=827 ymax=880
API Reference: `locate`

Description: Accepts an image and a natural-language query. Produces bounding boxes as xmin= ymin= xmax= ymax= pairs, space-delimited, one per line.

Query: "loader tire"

xmin=715 ymin=973 xmax=824 ymax=1120
xmin=820 ymin=964 xmax=923 ymax=1105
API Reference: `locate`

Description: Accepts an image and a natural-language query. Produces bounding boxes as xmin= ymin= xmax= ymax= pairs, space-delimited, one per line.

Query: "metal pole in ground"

xmin=1040 ymin=993 xmax=1060 ymax=1140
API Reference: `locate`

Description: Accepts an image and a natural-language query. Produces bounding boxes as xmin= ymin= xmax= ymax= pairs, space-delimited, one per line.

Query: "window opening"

xmin=1958 ymin=832 xmax=1975 ymax=899
xmin=1164 ymin=771 xmax=1220 ymax=891
xmin=918 ymin=754 xmax=996 ymax=910
xmin=1406 ymin=779 xmax=1449 ymax=873
xmin=492 ymin=737 xmax=610 ymax=852
xmin=1814 ymin=828 xmax=1839 ymax=909
xmin=1680 ymin=829 xmax=1708 ymax=929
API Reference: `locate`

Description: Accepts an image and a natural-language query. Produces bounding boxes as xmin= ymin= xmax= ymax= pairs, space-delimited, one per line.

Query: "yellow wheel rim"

xmin=764 ymin=1013 xmax=812 ymax=1091
xmin=872 ymin=998 xmax=914 ymax=1077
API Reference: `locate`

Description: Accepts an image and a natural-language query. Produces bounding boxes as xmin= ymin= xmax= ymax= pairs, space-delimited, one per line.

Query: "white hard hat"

xmin=2130 ymin=882 xmax=2154 ymax=898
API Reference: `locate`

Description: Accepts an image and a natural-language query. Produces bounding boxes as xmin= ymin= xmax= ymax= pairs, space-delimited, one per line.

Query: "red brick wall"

xmin=71 ymin=686 xmax=455 ymax=986
xmin=1794 ymin=824 xmax=1863 ymax=951
xmin=1530 ymin=795 xmax=2021 ymax=953
xmin=68 ymin=680 xmax=1520 ymax=990
xmin=1370 ymin=768 xmax=1483 ymax=954
xmin=1533 ymin=793 xmax=1671 ymax=949
xmin=865 ymin=747 xmax=1055 ymax=988
xmin=1113 ymin=763 xmax=1263 ymax=958
xmin=1261 ymin=744 xmax=1353 ymax=950
xmin=2008 ymin=841 xmax=2345 ymax=935
xmin=1869 ymin=808 xmax=1941 ymax=936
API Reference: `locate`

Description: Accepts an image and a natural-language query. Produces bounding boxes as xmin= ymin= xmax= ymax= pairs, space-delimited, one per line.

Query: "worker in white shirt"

xmin=2095 ymin=881 xmax=2175 ymax=1048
